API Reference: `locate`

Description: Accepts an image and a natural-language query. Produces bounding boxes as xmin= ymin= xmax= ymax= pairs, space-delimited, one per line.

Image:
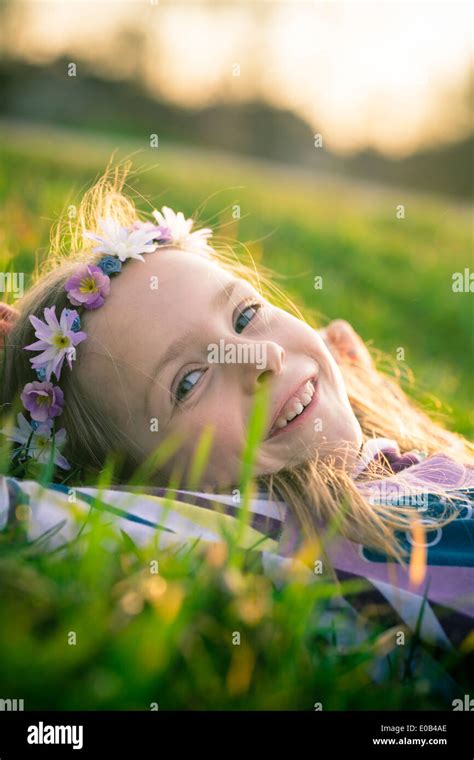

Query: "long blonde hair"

xmin=1 ymin=160 xmax=472 ymax=561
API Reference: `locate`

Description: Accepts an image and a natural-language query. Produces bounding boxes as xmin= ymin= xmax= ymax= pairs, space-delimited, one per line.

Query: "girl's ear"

xmin=0 ymin=302 xmax=20 ymax=339
xmin=319 ymin=319 xmax=374 ymax=370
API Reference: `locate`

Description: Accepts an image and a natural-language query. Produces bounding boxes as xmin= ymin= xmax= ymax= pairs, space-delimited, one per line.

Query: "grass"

xmin=0 ymin=474 xmax=471 ymax=711
xmin=0 ymin=121 xmax=472 ymax=710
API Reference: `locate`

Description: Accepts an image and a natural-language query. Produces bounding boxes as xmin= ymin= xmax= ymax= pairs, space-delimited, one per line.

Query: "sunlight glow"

xmin=3 ymin=0 xmax=472 ymax=156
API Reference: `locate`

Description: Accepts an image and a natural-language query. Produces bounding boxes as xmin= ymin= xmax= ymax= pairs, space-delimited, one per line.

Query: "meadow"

xmin=0 ymin=121 xmax=472 ymax=710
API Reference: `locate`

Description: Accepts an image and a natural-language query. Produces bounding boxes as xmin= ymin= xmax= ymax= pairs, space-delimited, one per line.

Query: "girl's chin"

xmin=263 ymin=421 xmax=362 ymax=471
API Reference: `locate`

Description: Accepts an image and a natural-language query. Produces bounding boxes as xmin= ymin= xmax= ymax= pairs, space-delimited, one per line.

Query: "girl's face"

xmin=78 ymin=249 xmax=362 ymax=487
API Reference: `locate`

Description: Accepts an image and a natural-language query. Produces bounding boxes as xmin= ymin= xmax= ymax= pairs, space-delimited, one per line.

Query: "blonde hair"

xmin=1 ymin=160 xmax=472 ymax=561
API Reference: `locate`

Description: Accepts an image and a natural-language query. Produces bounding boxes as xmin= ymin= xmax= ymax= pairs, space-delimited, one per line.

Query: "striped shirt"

xmin=1 ymin=437 xmax=473 ymax=682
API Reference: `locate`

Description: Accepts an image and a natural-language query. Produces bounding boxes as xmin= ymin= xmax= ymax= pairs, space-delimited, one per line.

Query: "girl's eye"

xmin=234 ymin=302 xmax=261 ymax=334
xmin=175 ymin=368 xmax=204 ymax=403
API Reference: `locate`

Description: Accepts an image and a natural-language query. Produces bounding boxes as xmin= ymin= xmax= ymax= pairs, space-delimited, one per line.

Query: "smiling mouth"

xmin=267 ymin=375 xmax=319 ymax=439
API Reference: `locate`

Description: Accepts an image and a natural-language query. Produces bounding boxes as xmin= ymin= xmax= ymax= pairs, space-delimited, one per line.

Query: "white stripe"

xmin=170 ymin=488 xmax=287 ymax=520
xmin=0 ymin=477 xmax=10 ymax=530
xmin=370 ymin=578 xmax=452 ymax=650
xmin=14 ymin=481 xmax=224 ymax=548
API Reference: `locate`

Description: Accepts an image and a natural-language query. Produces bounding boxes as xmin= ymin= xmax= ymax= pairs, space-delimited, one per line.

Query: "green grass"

xmin=0 ymin=122 xmax=472 ymax=710
xmin=0 ymin=463 xmax=471 ymax=710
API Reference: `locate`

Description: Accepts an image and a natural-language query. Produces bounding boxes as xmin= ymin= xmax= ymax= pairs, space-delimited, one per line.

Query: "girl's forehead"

xmin=82 ymin=249 xmax=236 ymax=343
xmin=134 ymin=248 xmax=231 ymax=292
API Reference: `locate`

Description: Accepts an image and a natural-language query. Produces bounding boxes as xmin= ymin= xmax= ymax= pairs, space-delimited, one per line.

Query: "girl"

xmin=1 ymin=163 xmax=473 ymax=574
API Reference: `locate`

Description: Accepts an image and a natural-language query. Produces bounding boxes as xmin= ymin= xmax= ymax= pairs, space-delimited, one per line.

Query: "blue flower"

xmin=97 ymin=255 xmax=123 ymax=276
xmin=35 ymin=367 xmax=47 ymax=382
xmin=63 ymin=309 xmax=82 ymax=333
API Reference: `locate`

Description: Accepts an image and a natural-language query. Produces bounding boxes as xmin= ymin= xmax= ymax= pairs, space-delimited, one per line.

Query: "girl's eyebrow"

xmin=212 ymin=280 xmax=239 ymax=310
xmin=146 ymin=279 xmax=240 ymax=402
xmin=152 ymin=333 xmax=195 ymax=379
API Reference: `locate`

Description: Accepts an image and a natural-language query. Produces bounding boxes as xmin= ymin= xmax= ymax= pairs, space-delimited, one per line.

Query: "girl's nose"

xmin=239 ymin=340 xmax=285 ymax=395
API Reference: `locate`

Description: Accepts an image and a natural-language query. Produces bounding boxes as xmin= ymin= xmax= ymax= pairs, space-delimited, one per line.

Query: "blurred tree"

xmin=425 ymin=63 xmax=473 ymax=147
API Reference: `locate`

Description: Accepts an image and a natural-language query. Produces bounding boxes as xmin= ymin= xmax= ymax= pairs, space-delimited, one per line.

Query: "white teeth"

xmin=271 ymin=378 xmax=317 ymax=434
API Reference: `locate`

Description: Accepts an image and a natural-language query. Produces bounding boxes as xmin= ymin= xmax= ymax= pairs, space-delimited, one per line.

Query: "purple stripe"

xmin=325 ymin=534 xmax=474 ymax=618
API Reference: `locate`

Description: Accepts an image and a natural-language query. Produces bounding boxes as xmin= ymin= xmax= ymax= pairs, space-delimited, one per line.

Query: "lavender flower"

xmin=25 ymin=306 xmax=87 ymax=382
xmin=21 ymin=381 xmax=64 ymax=422
xmin=132 ymin=220 xmax=173 ymax=245
xmin=65 ymin=264 xmax=110 ymax=310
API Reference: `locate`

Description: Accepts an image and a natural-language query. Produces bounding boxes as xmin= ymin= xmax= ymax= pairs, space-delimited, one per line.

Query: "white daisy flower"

xmin=152 ymin=206 xmax=213 ymax=255
xmin=84 ymin=217 xmax=158 ymax=263
xmin=1 ymin=413 xmax=70 ymax=471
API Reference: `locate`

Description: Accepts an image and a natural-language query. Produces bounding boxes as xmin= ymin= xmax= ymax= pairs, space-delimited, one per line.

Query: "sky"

xmin=2 ymin=0 xmax=472 ymax=156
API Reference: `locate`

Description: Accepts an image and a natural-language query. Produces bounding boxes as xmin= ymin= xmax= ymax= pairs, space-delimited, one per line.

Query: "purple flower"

xmin=25 ymin=306 xmax=87 ymax=382
xmin=21 ymin=381 xmax=64 ymax=422
xmin=65 ymin=264 xmax=110 ymax=310
xmin=132 ymin=220 xmax=173 ymax=245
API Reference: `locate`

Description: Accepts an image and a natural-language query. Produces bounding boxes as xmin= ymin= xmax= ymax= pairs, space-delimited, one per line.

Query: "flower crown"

xmin=2 ymin=207 xmax=213 ymax=473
